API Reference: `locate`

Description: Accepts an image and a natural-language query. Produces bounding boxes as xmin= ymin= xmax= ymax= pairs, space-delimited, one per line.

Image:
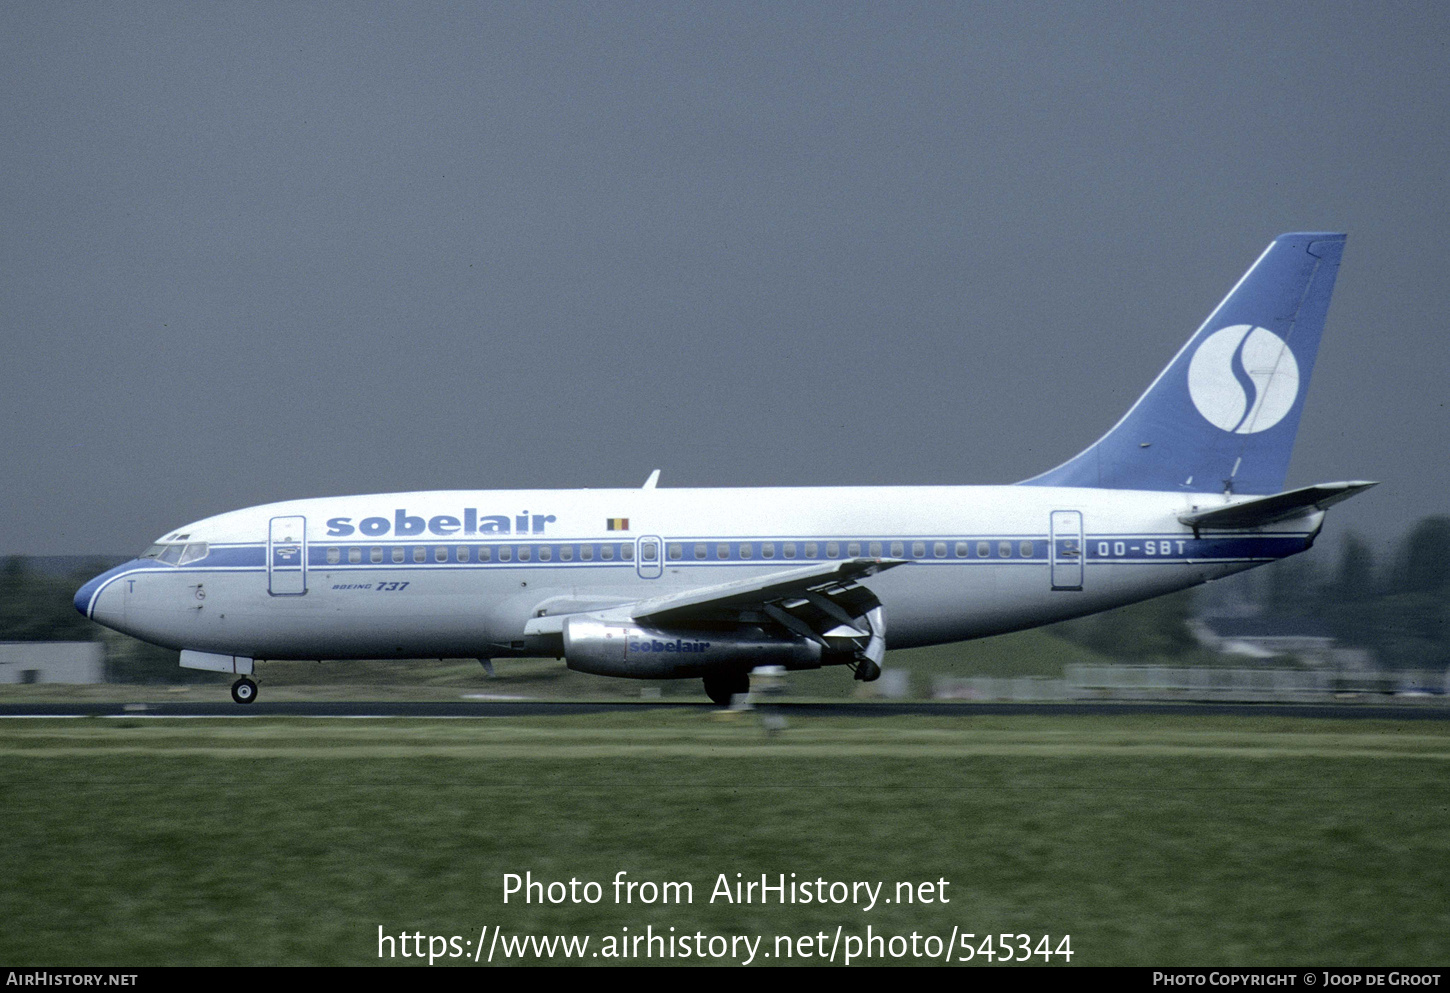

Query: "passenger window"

xmin=560 ymin=546 xmax=573 ymax=561
xmin=827 ymin=542 xmax=840 ymax=558
xmin=783 ymin=543 xmax=796 ymax=559
xmin=912 ymin=542 xmax=925 ymax=558
xmin=581 ymin=545 xmax=594 ymax=561
xmin=804 ymin=542 xmax=818 ymax=558
xmin=499 ymin=546 xmax=512 ymax=562
xmin=478 ymin=546 xmax=491 ymax=562
xmin=956 ymin=542 xmax=969 ymax=558
xmin=435 ymin=546 xmax=447 ymax=562
xmin=413 ymin=547 xmax=426 ymax=563
xmin=539 ymin=546 xmax=552 ymax=562
xmin=934 ymin=542 xmax=947 ymax=558
xmin=977 ymin=541 xmax=991 ymax=558
xmin=621 ymin=544 xmax=633 ymax=561
xmin=668 ymin=544 xmax=682 ymax=560
xmin=392 ymin=547 xmax=405 ymax=563
xmin=518 ymin=546 xmax=532 ymax=562
xmin=999 ymin=542 xmax=1012 ymax=558
xmin=1020 ymin=541 xmax=1033 ymax=558
xmin=642 ymin=543 xmax=657 ymax=561
xmin=327 ymin=548 xmax=341 ymax=565
xmin=847 ymin=542 xmax=860 ymax=557
xmin=739 ymin=543 xmax=752 ymax=559
xmin=348 ymin=548 xmax=361 ymax=564
xmin=891 ymin=542 xmax=904 ymax=557
xmin=717 ymin=543 xmax=730 ymax=559
xmin=869 ymin=542 xmax=882 ymax=557
xmin=601 ymin=545 xmax=614 ymax=561
xmin=762 ymin=543 xmax=775 ymax=559
xmin=694 ymin=543 xmax=707 ymax=560
xmin=457 ymin=546 xmax=470 ymax=562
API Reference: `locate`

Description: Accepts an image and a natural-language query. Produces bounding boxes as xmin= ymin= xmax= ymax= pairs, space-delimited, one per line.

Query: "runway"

xmin=1 ymin=700 xmax=1446 ymax=719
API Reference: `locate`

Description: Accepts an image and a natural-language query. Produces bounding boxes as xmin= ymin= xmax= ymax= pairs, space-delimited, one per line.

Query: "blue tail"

xmin=1020 ymin=232 xmax=1346 ymax=495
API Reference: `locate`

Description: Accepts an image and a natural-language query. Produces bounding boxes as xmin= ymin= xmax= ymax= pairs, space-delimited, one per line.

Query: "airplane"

xmin=76 ymin=232 xmax=1374 ymax=705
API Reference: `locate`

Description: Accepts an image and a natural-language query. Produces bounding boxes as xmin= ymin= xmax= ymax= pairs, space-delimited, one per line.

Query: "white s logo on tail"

xmin=1187 ymin=325 xmax=1299 ymax=434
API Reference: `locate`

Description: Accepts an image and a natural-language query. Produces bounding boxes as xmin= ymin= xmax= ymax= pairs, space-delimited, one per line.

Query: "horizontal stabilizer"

xmin=1178 ymin=481 xmax=1378 ymax=530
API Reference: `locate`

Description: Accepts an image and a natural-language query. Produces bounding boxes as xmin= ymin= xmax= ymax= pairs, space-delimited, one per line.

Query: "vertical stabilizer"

xmin=1020 ymin=232 xmax=1346 ymax=494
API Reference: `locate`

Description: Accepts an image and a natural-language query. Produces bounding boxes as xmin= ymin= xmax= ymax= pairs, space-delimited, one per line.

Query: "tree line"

xmin=1055 ymin=516 xmax=1450 ymax=670
xmin=1259 ymin=516 xmax=1450 ymax=670
xmin=0 ymin=557 xmax=206 ymax=683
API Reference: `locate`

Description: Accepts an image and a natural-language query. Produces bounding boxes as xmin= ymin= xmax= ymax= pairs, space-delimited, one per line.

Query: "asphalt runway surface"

xmin=1 ymin=700 xmax=1447 ymax=719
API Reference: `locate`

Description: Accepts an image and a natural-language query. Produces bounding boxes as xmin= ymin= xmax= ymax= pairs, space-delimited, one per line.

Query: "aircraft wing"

xmin=523 ymin=558 xmax=904 ymax=640
xmin=1178 ymin=481 xmax=1378 ymax=531
xmin=630 ymin=558 xmax=903 ymax=628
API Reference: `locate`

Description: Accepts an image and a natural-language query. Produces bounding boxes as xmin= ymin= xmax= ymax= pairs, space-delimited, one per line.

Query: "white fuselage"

xmin=76 ymin=484 xmax=1316 ymax=665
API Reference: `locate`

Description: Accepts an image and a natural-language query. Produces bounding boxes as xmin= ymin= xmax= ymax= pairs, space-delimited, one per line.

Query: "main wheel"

xmin=702 ymin=671 xmax=749 ymax=706
xmin=231 ymin=677 xmax=258 ymax=705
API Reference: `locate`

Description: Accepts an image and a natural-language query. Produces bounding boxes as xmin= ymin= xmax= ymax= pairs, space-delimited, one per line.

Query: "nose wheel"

xmin=231 ymin=677 xmax=258 ymax=705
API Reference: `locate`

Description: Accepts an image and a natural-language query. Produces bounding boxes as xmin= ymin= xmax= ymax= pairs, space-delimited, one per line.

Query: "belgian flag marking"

xmin=606 ymin=518 xmax=630 ymax=531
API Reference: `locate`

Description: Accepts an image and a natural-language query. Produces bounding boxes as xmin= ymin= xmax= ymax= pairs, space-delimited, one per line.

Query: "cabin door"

xmin=1050 ymin=510 xmax=1084 ymax=591
xmin=268 ymin=515 xmax=308 ymax=595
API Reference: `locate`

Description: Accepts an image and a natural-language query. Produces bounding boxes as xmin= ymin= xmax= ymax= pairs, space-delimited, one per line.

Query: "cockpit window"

xmin=177 ymin=543 xmax=209 ymax=565
xmin=141 ymin=542 xmax=208 ymax=566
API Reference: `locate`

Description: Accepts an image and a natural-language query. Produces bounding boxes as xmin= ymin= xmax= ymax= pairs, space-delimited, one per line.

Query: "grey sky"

xmin=3 ymin=2 xmax=1446 ymax=556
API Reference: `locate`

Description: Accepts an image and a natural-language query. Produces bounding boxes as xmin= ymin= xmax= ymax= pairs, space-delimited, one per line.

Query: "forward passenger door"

xmin=268 ymin=516 xmax=307 ymax=595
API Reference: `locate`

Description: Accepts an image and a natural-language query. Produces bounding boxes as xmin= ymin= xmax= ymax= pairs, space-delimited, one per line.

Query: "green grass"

xmin=2 ymin=712 xmax=1447 ymax=966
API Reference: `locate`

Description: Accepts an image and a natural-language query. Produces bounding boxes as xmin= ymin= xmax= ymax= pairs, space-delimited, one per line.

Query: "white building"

xmin=0 ymin=642 xmax=105 ymax=684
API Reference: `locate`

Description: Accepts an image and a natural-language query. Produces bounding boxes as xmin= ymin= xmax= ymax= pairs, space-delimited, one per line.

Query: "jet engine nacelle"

xmin=562 ymin=615 xmax=821 ymax=679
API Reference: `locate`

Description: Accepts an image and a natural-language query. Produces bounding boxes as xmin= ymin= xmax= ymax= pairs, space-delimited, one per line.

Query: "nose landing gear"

xmin=231 ymin=677 xmax=258 ymax=705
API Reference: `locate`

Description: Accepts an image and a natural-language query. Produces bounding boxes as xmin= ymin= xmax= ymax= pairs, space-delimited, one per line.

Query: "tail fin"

xmin=1020 ymin=232 xmax=1346 ymax=495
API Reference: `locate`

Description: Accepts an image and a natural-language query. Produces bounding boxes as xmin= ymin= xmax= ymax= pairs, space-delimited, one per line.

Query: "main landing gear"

xmin=702 ymin=671 xmax=750 ymax=707
xmin=852 ymin=657 xmax=882 ymax=683
xmin=231 ymin=677 xmax=258 ymax=705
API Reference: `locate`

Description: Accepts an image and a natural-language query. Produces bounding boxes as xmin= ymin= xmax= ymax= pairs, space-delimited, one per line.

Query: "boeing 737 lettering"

xmin=76 ymin=233 xmax=1374 ymax=704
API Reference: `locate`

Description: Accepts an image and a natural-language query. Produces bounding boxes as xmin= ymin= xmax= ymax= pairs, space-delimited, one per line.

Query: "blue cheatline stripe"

xmin=114 ymin=531 xmax=1310 ymax=582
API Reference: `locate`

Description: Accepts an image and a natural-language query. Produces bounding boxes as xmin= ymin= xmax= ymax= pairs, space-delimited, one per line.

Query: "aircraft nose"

xmin=75 ymin=561 xmax=136 ymax=624
xmin=74 ymin=573 xmax=103 ymax=618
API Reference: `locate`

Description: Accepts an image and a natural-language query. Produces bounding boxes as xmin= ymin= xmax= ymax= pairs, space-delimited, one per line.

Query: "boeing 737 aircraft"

xmin=77 ymin=232 xmax=1373 ymax=704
